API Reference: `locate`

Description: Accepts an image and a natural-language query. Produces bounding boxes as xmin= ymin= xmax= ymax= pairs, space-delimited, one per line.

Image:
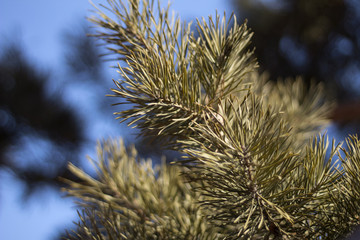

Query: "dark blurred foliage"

xmin=232 ymin=0 xmax=360 ymax=125
xmin=0 ymin=23 xmax=111 ymax=197
xmin=62 ymin=25 xmax=104 ymax=80
xmin=0 ymin=45 xmax=84 ymax=195
xmin=0 ymin=23 xmax=175 ymax=200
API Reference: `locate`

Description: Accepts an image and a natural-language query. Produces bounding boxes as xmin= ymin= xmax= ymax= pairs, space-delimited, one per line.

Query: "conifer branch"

xmin=63 ymin=0 xmax=360 ymax=239
xmin=90 ymin=0 xmax=256 ymax=145
xmin=64 ymin=139 xmax=219 ymax=239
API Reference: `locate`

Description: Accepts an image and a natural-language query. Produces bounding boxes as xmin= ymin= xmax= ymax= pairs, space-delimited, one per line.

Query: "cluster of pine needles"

xmin=63 ymin=0 xmax=360 ymax=239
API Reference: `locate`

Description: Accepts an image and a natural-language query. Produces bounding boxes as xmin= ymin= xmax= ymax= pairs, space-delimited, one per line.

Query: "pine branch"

xmin=63 ymin=139 xmax=219 ymax=239
xmin=90 ymin=0 xmax=256 ymax=146
xmin=63 ymin=0 xmax=360 ymax=239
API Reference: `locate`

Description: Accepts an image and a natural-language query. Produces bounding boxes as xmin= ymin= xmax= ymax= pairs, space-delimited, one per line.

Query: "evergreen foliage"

xmin=64 ymin=0 xmax=360 ymax=239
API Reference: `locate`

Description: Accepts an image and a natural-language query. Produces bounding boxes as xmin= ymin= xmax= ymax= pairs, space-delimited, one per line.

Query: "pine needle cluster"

xmin=63 ymin=0 xmax=360 ymax=239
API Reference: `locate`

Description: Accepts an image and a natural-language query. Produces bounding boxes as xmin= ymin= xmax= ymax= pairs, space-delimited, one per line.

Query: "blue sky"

xmin=0 ymin=1 xmax=233 ymax=239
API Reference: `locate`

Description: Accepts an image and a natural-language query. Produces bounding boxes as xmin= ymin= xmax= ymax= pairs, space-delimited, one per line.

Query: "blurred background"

xmin=1 ymin=0 xmax=360 ymax=239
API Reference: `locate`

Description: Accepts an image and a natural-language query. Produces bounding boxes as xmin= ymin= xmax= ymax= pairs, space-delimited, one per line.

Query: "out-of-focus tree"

xmin=0 ymin=45 xmax=84 ymax=194
xmin=232 ymin=0 xmax=360 ymax=124
xmin=0 ymin=23 xmax=168 ymax=198
xmin=63 ymin=25 xmax=104 ymax=80
xmin=0 ymin=23 xmax=110 ymax=195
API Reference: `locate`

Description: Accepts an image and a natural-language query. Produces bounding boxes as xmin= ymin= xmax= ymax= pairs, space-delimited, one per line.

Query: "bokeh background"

xmin=1 ymin=0 xmax=360 ymax=239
